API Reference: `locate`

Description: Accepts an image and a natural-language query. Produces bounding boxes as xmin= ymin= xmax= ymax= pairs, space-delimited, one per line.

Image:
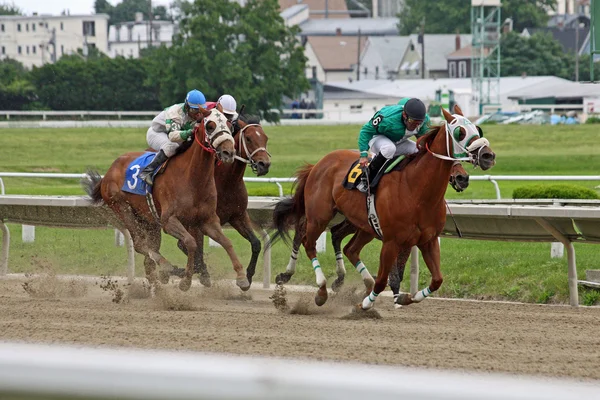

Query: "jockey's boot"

xmin=139 ymin=150 xmax=168 ymax=186
xmin=365 ymin=152 xmax=389 ymax=190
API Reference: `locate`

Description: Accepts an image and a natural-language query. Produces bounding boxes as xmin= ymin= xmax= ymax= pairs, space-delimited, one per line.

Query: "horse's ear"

xmin=442 ymin=107 xmax=454 ymax=123
xmin=216 ymin=103 xmax=224 ymax=113
xmin=199 ymin=106 xmax=211 ymax=118
xmin=453 ymin=104 xmax=464 ymax=116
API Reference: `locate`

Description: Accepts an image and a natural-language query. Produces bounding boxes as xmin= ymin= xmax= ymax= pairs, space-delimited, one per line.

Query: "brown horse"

xmin=276 ymin=161 xmax=470 ymax=303
xmin=83 ymin=107 xmax=252 ymax=292
xmin=271 ymin=106 xmax=495 ymax=309
xmin=171 ymin=113 xmax=271 ymax=287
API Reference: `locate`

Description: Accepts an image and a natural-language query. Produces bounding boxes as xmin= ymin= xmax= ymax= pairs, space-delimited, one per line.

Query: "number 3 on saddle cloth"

xmin=342 ymin=154 xmax=408 ymax=192
xmin=121 ymin=152 xmax=168 ymax=195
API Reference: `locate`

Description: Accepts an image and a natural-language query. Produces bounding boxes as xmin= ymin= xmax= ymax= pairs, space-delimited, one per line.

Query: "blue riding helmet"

xmin=184 ymin=90 xmax=207 ymax=109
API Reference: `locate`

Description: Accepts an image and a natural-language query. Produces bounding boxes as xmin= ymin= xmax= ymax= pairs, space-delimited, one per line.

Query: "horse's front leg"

xmin=361 ymin=240 xmax=400 ymax=310
xmin=201 ymin=215 xmax=250 ymax=291
xmin=161 ymin=216 xmax=198 ymax=291
xmin=398 ymin=237 xmax=443 ymax=306
xmin=388 ymin=248 xmax=411 ymax=309
xmin=229 ymin=212 xmax=261 ymax=285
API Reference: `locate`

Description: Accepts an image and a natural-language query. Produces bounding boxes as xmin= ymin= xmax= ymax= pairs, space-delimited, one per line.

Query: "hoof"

xmin=275 ymin=272 xmax=292 ymax=285
xmin=397 ymin=293 xmax=413 ymax=306
xmin=315 ymin=285 xmax=328 ymax=306
xmin=236 ymin=277 xmax=251 ymax=292
xmin=179 ymin=277 xmax=192 ymax=292
xmin=198 ymin=273 xmax=212 ymax=288
xmin=331 ymin=277 xmax=345 ymax=293
xmin=158 ymin=270 xmax=170 ymax=284
xmin=394 ymin=303 xmax=402 ymax=309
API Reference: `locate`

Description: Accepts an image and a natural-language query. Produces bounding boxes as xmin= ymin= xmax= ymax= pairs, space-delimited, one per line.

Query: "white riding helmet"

xmin=218 ymin=94 xmax=237 ymax=117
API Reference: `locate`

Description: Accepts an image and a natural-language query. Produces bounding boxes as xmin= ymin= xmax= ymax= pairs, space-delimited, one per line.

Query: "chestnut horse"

xmin=83 ymin=107 xmax=251 ymax=292
xmin=276 ymin=161 xmax=470 ymax=304
xmin=271 ymin=107 xmax=495 ymax=309
xmin=171 ymin=113 xmax=271 ymax=287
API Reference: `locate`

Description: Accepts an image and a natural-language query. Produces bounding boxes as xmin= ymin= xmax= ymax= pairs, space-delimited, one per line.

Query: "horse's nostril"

xmin=456 ymin=175 xmax=468 ymax=183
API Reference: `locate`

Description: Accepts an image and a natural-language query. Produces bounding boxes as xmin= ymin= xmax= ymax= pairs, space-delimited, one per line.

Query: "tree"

xmin=0 ymin=2 xmax=21 ymax=15
xmin=145 ymin=0 xmax=308 ymax=121
xmin=500 ymin=31 xmax=571 ymax=78
xmin=29 ymin=57 xmax=161 ymax=111
xmin=502 ymin=0 xmax=556 ymax=32
xmin=94 ymin=0 xmax=171 ymax=24
xmin=397 ymin=0 xmax=556 ymax=35
xmin=398 ymin=0 xmax=469 ymax=35
xmin=0 ymin=59 xmax=36 ymax=110
xmin=575 ymin=55 xmax=600 ymax=82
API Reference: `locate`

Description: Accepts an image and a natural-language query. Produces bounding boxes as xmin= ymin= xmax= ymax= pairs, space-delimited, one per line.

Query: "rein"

xmin=233 ymin=123 xmax=271 ymax=173
xmin=193 ymin=121 xmax=216 ymax=154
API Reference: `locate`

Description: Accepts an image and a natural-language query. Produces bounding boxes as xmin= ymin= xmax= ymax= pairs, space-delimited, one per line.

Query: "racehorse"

xmin=171 ymin=113 xmax=271 ymax=287
xmin=83 ymin=106 xmax=252 ymax=292
xmin=276 ymin=161 xmax=470 ymax=305
xmin=271 ymin=106 xmax=495 ymax=309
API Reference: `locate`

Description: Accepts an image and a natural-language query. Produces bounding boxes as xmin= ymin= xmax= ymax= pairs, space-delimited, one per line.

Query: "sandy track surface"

xmin=1 ymin=275 xmax=599 ymax=381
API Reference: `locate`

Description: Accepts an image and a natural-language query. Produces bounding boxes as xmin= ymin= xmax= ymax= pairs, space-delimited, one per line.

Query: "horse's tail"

xmin=81 ymin=168 xmax=104 ymax=205
xmin=269 ymin=163 xmax=313 ymax=247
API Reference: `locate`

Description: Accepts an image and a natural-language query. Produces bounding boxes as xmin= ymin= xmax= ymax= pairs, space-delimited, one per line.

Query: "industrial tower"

xmin=471 ymin=0 xmax=502 ymax=114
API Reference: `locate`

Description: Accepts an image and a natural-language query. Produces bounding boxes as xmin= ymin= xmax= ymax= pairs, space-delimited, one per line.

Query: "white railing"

xmin=1 ymin=342 xmax=598 ymax=400
xmin=1 ymin=172 xmax=600 ymax=199
xmin=0 ymin=172 xmax=295 ymax=197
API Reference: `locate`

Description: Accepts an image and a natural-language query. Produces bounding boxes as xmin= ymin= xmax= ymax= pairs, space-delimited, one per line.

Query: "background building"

xmin=108 ymin=12 xmax=176 ymax=58
xmin=0 ymin=13 xmax=109 ymax=68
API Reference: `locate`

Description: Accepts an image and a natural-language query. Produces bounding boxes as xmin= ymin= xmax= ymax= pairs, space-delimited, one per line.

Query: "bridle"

xmin=426 ymin=116 xmax=490 ymax=168
xmin=233 ymin=123 xmax=271 ymax=174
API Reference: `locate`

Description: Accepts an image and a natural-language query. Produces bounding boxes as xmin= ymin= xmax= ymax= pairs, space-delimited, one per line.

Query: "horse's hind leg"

xmin=200 ymin=215 xmax=250 ymax=291
xmin=161 ymin=216 xmax=198 ymax=292
xmin=276 ymin=225 xmax=303 ymax=285
xmin=389 ymin=248 xmax=411 ymax=309
xmin=342 ymin=229 xmax=376 ymax=295
xmin=330 ymin=220 xmax=356 ymax=292
xmin=229 ymin=212 xmax=261 ymax=285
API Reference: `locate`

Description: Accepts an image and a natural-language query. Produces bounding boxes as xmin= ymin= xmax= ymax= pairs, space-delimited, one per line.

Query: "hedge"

xmin=513 ymin=184 xmax=600 ymax=199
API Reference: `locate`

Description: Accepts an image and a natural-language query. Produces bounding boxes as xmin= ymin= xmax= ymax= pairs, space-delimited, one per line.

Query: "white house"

xmin=108 ymin=12 xmax=176 ymax=58
xmin=0 ymin=13 xmax=109 ymax=68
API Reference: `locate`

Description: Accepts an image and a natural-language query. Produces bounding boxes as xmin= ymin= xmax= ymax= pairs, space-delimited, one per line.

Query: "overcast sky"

xmin=13 ymin=0 xmax=171 ymax=16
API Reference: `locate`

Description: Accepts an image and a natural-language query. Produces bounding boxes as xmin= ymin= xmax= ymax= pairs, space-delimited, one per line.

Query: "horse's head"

xmin=200 ymin=105 xmax=236 ymax=163
xmin=442 ymin=105 xmax=496 ymax=171
xmin=235 ymin=114 xmax=271 ymax=176
xmin=449 ymin=161 xmax=469 ymax=192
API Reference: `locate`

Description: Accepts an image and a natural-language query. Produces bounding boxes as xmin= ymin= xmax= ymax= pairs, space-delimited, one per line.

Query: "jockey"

xmin=357 ymin=97 xmax=430 ymax=191
xmin=206 ymin=94 xmax=238 ymax=122
xmin=139 ymin=89 xmax=207 ymax=186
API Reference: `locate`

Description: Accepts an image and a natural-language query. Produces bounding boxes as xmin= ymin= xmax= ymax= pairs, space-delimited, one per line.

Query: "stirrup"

xmin=140 ymin=171 xmax=153 ymax=186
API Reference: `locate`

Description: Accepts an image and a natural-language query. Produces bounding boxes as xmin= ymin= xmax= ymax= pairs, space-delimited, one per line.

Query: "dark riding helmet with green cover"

xmin=404 ymin=98 xmax=426 ymax=121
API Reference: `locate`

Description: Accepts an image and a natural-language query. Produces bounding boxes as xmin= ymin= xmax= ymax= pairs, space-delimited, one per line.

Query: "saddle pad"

xmin=342 ymin=155 xmax=407 ymax=190
xmin=121 ymin=152 xmax=157 ymax=195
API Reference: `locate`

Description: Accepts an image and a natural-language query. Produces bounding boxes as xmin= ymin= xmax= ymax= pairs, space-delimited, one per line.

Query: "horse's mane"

xmin=400 ymin=124 xmax=443 ymax=164
xmin=238 ymin=113 xmax=261 ymax=125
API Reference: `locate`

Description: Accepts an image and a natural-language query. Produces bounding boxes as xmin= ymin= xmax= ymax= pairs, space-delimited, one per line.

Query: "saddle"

xmin=342 ymin=154 xmax=411 ymax=192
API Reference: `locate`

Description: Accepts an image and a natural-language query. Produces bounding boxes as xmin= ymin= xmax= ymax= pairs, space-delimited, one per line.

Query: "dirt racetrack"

xmin=1 ymin=274 xmax=599 ymax=381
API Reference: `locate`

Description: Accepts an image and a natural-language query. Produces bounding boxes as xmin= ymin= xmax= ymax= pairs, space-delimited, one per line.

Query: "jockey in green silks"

xmin=357 ymin=97 xmax=431 ymax=191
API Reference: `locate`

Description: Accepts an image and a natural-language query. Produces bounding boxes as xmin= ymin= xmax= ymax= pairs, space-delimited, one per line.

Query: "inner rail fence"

xmin=1 ymin=172 xmax=599 ymax=199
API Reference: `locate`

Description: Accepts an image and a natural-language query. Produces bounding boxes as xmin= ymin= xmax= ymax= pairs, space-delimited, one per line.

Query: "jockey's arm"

xmin=358 ymin=121 xmax=376 ymax=157
xmin=166 ymin=119 xmax=193 ymax=143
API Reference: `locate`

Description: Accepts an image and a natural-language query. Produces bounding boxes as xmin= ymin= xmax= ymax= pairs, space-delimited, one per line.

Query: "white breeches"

xmin=368 ymin=135 xmax=418 ymax=159
xmin=146 ymin=127 xmax=180 ymax=157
